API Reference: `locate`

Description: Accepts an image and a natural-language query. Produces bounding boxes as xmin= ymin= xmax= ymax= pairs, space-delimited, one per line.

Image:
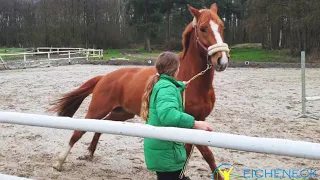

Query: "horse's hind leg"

xmin=82 ymin=107 xmax=135 ymax=161
xmin=53 ymin=98 xmax=114 ymax=171
xmin=79 ymin=132 xmax=101 ymax=161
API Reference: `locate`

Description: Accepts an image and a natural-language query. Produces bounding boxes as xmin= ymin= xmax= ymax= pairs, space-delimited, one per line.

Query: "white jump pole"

xmin=0 ymin=112 xmax=320 ymax=160
xmin=306 ymin=96 xmax=320 ymax=101
xmin=0 ymin=173 xmax=32 ymax=180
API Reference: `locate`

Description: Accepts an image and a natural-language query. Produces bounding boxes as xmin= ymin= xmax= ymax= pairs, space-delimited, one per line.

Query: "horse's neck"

xmin=178 ymin=30 xmax=214 ymax=90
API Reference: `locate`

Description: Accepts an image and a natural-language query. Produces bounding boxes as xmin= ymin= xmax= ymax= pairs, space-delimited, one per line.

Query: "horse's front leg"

xmin=196 ymin=145 xmax=224 ymax=180
xmin=185 ymin=143 xmax=193 ymax=158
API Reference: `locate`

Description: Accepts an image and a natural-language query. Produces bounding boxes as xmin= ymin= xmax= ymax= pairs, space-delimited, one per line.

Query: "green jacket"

xmin=144 ymin=74 xmax=195 ymax=172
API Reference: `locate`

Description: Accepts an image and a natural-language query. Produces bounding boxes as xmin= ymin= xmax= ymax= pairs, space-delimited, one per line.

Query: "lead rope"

xmin=179 ymin=63 xmax=213 ymax=179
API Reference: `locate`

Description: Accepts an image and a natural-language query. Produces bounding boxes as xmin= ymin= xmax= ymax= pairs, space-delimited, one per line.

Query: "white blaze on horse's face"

xmin=209 ymin=20 xmax=229 ymax=65
xmin=188 ymin=3 xmax=230 ymax=72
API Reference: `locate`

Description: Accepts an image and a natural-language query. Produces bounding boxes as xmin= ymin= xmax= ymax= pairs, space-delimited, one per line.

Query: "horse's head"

xmin=188 ymin=3 xmax=230 ymax=72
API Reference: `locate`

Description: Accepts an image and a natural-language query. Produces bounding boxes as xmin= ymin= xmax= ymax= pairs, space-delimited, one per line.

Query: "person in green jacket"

xmin=140 ymin=51 xmax=213 ymax=180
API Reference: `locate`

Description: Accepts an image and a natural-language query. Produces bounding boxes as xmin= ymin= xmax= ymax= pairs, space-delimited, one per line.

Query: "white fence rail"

xmin=0 ymin=174 xmax=33 ymax=180
xmin=299 ymin=51 xmax=320 ymax=120
xmin=35 ymin=47 xmax=103 ymax=60
xmin=36 ymin=47 xmax=84 ymax=53
xmin=0 ymin=56 xmax=7 ymax=69
xmin=0 ymin=112 xmax=320 ymax=160
xmin=0 ymin=48 xmax=103 ymax=69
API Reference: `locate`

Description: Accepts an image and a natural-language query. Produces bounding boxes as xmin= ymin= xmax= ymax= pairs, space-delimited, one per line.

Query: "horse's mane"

xmin=180 ymin=23 xmax=194 ymax=59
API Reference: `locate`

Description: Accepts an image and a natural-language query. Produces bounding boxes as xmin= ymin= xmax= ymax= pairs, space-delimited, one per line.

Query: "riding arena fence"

xmin=0 ymin=47 xmax=103 ymax=70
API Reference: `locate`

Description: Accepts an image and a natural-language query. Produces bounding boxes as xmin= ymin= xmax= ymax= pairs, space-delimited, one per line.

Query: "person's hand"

xmin=192 ymin=121 xmax=213 ymax=131
xmin=183 ymin=81 xmax=190 ymax=88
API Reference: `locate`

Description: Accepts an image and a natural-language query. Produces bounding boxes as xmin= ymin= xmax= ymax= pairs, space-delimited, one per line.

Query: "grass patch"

xmin=102 ymin=48 xmax=161 ymax=60
xmin=135 ymin=47 xmax=180 ymax=57
xmin=230 ymin=47 xmax=298 ymax=62
xmin=102 ymin=46 xmax=298 ymax=63
xmin=141 ymin=51 xmax=162 ymax=57
xmin=0 ymin=47 xmax=25 ymax=54
xmin=102 ymin=48 xmax=179 ymax=60
xmin=141 ymin=50 xmax=180 ymax=57
xmin=103 ymin=49 xmax=133 ymax=60
xmin=0 ymin=48 xmax=26 ymax=60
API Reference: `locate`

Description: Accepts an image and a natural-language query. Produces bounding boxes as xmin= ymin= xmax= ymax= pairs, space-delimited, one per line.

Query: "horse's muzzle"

xmin=214 ymin=56 xmax=229 ymax=72
xmin=215 ymin=63 xmax=228 ymax=72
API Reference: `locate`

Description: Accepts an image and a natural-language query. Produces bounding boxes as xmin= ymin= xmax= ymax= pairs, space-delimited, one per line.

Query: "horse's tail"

xmin=48 ymin=75 xmax=103 ymax=117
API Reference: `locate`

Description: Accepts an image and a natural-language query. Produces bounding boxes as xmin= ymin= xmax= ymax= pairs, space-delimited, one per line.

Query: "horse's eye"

xmin=200 ymin=27 xmax=206 ymax=32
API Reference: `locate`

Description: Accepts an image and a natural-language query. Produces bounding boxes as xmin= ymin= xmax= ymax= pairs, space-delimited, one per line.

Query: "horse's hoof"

xmin=52 ymin=162 xmax=63 ymax=172
xmin=212 ymin=173 xmax=224 ymax=180
xmin=77 ymin=154 xmax=93 ymax=161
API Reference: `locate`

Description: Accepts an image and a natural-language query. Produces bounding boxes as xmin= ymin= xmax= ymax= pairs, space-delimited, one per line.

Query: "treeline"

xmin=0 ymin=0 xmax=319 ymax=55
xmin=0 ymin=0 xmax=129 ymax=49
xmin=247 ymin=0 xmax=320 ymax=56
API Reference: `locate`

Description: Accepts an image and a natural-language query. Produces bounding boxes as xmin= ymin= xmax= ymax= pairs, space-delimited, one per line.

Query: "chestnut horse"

xmin=50 ymin=3 xmax=229 ymax=180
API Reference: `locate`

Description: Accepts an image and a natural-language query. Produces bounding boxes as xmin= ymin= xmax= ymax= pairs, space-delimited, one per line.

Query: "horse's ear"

xmin=210 ymin=3 xmax=218 ymax=14
xmin=187 ymin=4 xmax=200 ymax=20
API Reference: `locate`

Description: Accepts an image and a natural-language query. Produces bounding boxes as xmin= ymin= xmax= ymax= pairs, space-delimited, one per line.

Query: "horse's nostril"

xmin=217 ymin=57 xmax=222 ymax=65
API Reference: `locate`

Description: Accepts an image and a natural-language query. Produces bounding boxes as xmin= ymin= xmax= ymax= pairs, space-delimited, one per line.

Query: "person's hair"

xmin=140 ymin=51 xmax=180 ymax=121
